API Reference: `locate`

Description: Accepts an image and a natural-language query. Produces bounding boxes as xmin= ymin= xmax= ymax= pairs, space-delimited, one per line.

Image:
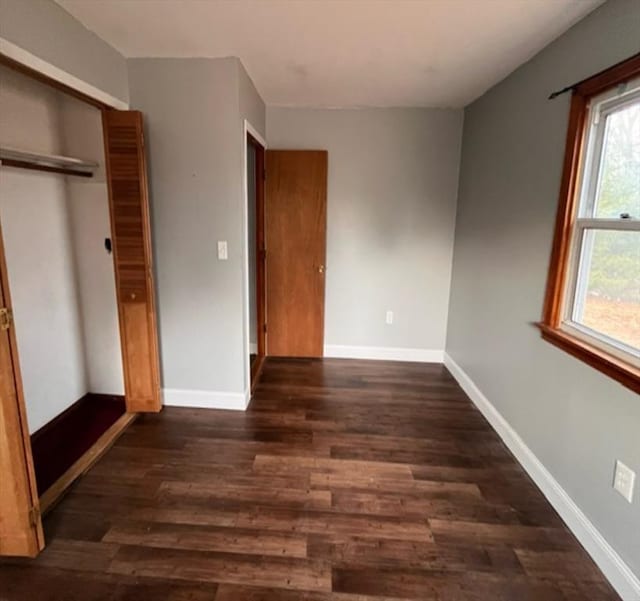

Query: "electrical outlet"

xmin=217 ymin=241 xmax=228 ymax=260
xmin=613 ymin=460 xmax=635 ymax=503
xmin=386 ymin=310 xmax=393 ymax=325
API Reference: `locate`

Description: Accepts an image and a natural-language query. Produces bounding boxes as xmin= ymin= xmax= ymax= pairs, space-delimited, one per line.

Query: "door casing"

xmin=246 ymin=126 xmax=267 ymax=390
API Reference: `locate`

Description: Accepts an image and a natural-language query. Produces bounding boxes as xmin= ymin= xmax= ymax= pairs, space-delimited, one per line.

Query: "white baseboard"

xmin=163 ymin=388 xmax=250 ymax=411
xmin=324 ymin=345 xmax=443 ymax=363
xmin=249 ymin=342 xmax=258 ymax=355
xmin=443 ymin=353 xmax=640 ymax=601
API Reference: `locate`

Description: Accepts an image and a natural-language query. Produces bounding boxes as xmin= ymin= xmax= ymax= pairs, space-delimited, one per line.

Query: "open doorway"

xmin=246 ymin=130 xmax=266 ymax=390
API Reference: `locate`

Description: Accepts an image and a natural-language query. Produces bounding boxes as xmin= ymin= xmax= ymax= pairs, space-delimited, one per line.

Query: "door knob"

xmin=318 ymin=264 xmax=325 ymax=274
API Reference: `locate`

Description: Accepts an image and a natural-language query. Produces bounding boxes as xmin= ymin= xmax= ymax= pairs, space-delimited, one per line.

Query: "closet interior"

xmin=0 ymin=65 xmax=126 ymax=499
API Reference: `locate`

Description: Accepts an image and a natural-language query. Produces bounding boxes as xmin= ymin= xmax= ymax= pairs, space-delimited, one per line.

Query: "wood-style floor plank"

xmin=0 ymin=357 xmax=619 ymax=600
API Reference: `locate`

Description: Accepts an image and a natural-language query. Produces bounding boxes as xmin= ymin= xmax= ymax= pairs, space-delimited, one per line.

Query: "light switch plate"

xmin=217 ymin=241 xmax=228 ymax=260
xmin=386 ymin=310 xmax=393 ymax=325
xmin=613 ymin=460 xmax=635 ymax=503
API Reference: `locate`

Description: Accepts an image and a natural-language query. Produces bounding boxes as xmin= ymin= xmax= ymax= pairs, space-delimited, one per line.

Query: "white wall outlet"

xmin=613 ymin=460 xmax=635 ymax=503
xmin=217 ymin=241 xmax=228 ymax=260
xmin=386 ymin=310 xmax=393 ymax=325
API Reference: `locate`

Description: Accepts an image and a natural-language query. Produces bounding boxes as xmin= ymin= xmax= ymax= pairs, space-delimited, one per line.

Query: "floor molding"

xmin=443 ymin=352 xmax=640 ymax=601
xmin=163 ymin=388 xmax=250 ymax=411
xmin=324 ymin=345 xmax=443 ymax=363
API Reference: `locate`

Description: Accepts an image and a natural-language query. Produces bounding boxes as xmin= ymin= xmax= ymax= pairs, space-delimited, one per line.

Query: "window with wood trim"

xmin=540 ymin=54 xmax=640 ymax=394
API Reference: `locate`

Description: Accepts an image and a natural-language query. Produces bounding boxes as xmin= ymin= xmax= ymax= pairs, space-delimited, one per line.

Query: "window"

xmin=540 ymin=54 xmax=640 ymax=394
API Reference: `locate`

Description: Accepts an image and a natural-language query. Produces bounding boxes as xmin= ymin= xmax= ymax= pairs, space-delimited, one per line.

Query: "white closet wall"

xmin=0 ymin=66 xmax=124 ymax=433
xmin=60 ymin=96 xmax=124 ymax=396
xmin=0 ymin=66 xmax=87 ymax=432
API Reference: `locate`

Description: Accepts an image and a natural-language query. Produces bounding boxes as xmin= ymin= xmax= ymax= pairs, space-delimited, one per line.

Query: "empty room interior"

xmin=0 ymin=0 xmax=638 ymax=599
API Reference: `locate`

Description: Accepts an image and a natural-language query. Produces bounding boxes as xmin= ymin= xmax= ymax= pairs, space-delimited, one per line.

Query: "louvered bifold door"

xmin=103 ymin=110 xmax=161 ymax=413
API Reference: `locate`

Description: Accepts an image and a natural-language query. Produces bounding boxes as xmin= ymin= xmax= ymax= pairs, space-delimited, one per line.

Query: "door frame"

xmin=243 ymin=120 xmax=267 ymax=393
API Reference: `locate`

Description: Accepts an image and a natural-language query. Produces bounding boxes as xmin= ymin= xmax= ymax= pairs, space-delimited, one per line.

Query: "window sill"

xmin=537 ymin=323 xmax=640 ymax=395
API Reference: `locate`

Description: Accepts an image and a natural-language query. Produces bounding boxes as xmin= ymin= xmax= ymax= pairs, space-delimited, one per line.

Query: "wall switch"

xmin=386 ymin=310 xmax=393 ymax=325
xmin=217 ymin=241 xmax=228 ymax=260
xmin=613 ymin=460 xmax=635 ymax=503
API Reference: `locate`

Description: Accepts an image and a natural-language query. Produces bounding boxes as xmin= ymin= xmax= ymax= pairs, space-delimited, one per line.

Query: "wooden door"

xmin=266 ymin=150 xmax=327 ymax=357
xmin=103 ymin=110 xmax=161 ymax=412
xmin=0 ymin=221 xmax=44 ymax=557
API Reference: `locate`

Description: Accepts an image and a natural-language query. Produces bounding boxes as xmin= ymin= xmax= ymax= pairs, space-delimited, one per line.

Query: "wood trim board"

xmin=0 ymin=52 xmax=111 ymax=110
xmin=0 ymin=40 xmax=128 ymax=109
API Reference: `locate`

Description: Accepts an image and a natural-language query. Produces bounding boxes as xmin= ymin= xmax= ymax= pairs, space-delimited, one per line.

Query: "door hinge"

xmin=0 ymin=307 xmax=13 ymax=331
xmin=28 ymin=506 xmax=40 ymax=528
xmin=263 ymin=323 xmax=267 ymax=333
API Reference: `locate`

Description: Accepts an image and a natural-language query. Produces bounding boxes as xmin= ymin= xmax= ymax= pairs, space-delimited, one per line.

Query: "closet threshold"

xmin=0 ymin=146 xmax=98 ymax=178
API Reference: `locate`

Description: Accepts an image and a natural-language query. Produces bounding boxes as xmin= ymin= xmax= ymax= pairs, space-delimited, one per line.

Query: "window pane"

xmin=573 ymin=230 xmax=640 ymax=351
xmin=594 ymin=100 xmax=640 ymax=218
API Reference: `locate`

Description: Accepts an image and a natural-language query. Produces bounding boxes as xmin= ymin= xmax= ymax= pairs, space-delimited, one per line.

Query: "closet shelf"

xmin=0 ymin=146 xmax=98 ymax=178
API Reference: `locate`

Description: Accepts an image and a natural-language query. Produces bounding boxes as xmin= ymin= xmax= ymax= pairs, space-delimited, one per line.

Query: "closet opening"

xmin=0 ymin=65 xmax=126 ymax=502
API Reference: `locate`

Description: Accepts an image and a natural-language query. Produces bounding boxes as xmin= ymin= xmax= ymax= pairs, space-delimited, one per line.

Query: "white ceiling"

xmin=55 ymin=0 xmax=603 ymax=108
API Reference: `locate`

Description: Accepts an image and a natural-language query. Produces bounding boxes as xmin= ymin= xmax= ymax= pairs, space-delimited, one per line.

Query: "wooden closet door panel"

xmin=103 ymin=110 xmax=161 ymax=413
xmin=0 ymin=222 xmax=44 ymax=557
xmin=266 ymin=150 xmax=327 ymax=357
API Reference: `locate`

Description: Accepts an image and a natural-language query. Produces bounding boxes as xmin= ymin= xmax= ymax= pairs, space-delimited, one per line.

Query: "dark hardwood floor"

xmin=1 ymin=358 xmax=618 ymax=600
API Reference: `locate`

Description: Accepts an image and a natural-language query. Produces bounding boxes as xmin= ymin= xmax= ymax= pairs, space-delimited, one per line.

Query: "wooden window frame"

xmin=539 ymin=53 xmax=640 ymax=394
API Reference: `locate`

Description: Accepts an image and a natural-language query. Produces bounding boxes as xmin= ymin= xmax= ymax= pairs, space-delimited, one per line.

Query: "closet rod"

xmin=0 ymin=147 xmax=97 ymax=178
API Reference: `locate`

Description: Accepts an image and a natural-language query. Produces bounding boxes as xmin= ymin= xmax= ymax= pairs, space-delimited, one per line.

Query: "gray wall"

xmin=128 ymin=58 xmax=265 ymax=396
xmin=267 ymin=108 xmax=463 ymax=353
xmin=447 ymin=0 xmax=640 ymax=576
xmin=0 ymin=0 xmax=129 ymax=104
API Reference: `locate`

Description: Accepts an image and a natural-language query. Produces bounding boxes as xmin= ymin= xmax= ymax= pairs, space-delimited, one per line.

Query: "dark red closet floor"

xmin=30 ymin=394 xmax=126 ymax=495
